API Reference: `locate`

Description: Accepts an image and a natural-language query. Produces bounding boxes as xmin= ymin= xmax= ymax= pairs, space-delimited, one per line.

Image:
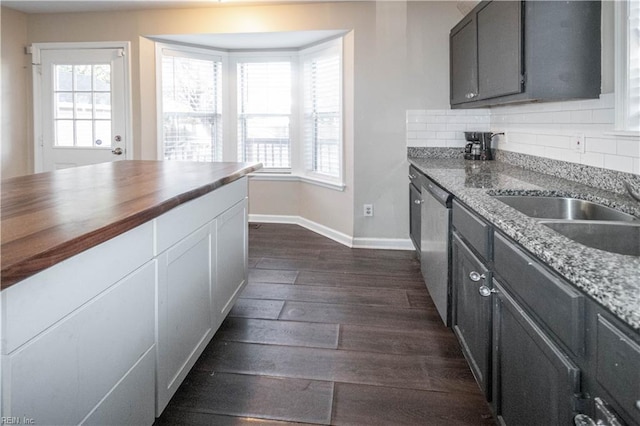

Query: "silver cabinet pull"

xmin=112 ymin=147 xmax=124 ymax=155
xmin=469 ymin=271 xmax=485 ymax=282
xmin=409 ymin=174 xmax=417 ymax=179
xmin=478 ymin=286 xmax=496 ymax=297
xmin=465 ymin=92 xmax=478 ymax=99
xmin=414 ymin=199 xmax=424 ymax=205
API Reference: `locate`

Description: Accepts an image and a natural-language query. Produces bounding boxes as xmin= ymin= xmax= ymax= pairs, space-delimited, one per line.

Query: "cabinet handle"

xmin=636 ymin=400 xmax=640 ymax=411
xmin=469 ymin=271 xmax=485 ymax=282
xmin=573 ymin=414 xmax=596 ymax=426
xmin=409 ymin=174 xmax=417 ymax=179
xmin=414 ymin=199 xmax=424 ymax=205
xmin=478 ymin=285 xmax=497 ymax=297
xmin=465 ymin=92 xmax=478 ymax=99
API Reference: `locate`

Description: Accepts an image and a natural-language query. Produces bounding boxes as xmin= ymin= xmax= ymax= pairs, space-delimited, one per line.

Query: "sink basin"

xmin=493 ymin=196 xmax=638 ymax=222
xmin=541 ymin=221 xmax=640 ymax=256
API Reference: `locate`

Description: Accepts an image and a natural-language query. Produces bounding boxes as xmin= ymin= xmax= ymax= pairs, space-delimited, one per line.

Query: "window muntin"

xmin=237 ymin=61 xmax=292 ymax=169
xmin=160 ymin=50 xmax=222 ymax=162
xmin=53 ymin=64 xmax=112 ymax=148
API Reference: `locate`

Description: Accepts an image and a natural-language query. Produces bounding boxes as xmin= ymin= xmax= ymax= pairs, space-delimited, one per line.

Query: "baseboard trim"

xmin=248 ymin=214 xmax=414 ymax=251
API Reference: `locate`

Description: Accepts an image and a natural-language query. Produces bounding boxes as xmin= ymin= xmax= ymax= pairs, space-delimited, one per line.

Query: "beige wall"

xmin=1 ymin=7 xmax=30 ymax=179
xmin=4 ymin=1 xmax=461 ymax=241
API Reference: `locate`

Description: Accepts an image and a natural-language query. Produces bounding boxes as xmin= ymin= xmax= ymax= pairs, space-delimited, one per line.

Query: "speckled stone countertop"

xmin=408 ymin=156 xmax=640 ymax=332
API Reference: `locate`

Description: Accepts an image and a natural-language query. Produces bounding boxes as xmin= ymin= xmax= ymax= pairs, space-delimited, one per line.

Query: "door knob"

xmin=478 ymin=285 xmax=497 ymax=297
xmin=112 ymin=147 xmax=123 ymax=155
xmin=469 ymin=271 xmax=485 ymax=282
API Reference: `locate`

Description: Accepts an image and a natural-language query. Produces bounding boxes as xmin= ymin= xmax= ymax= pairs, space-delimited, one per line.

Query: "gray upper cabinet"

xmin=450 ymin=16 xmax=478 ymax=105
xmin=450 ymin=0 xmax=601 ymax=108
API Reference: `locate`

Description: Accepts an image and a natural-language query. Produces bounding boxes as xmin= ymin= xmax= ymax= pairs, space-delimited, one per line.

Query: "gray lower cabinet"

xmin=451 ymin=232 xmax=492 ymax=396
xmin=492 ymin=280 xmax=581 ymax=425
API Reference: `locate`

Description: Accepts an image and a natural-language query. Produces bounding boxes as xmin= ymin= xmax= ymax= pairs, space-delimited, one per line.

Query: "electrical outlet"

xmin=363 ymin=204 xmax=373 ymax=217
xmin=573 ymin=134 xmax=586 ymax=153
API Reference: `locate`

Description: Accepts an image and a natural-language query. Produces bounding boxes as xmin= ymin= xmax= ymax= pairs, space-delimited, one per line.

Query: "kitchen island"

xmin=0 ymin=160 xmax=261 ymax=424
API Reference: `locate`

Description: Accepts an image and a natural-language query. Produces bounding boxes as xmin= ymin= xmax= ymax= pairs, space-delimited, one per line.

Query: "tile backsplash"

xmin=407 ymin=93 xmax=640 ymax=175
xmin=406 ymin=109 xmax=490 ymax=148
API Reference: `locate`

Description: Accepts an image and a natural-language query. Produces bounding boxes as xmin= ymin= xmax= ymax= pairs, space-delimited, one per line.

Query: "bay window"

xmin=157 ymin=37 xmax=344 ymax=188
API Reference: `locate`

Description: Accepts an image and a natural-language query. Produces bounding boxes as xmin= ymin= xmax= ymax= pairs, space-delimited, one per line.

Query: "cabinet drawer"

xmin=596 ymin=316 xmax=640 ymax=424
xmin=452 ymin=200 xmax=491 ymax=261
xmin=155 ymin=177 xmax=247 ymax=254
xmin=2 ymin=222 xmax=154 ymax=354
xmin=494 ymin=232 xmax=584 ymax=356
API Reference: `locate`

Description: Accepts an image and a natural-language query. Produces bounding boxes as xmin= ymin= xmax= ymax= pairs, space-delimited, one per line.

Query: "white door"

xmin=35 ymin=45 xmax=130 ymax=171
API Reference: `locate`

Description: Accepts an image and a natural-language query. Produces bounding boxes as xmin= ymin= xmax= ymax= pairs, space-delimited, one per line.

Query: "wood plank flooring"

xmin=155 ymin=223 xmax=494 ymax=425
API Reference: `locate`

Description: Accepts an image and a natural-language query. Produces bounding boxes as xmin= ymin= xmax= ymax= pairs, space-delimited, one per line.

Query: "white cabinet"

xmin=1 ymin=225 xmax=157 ymax=425
xmin=156 ymin=225 xmax=214 ymax=414
xmin=155 ymin=177 xmax=248 ymax=416
xmin=213 ymin=198 xmax=248 ymax=331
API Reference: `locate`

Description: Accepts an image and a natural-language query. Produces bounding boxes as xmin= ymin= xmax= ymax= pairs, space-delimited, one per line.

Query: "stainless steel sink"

xmin=540 ymin=221 xmax=640 ymax=256
xmin=493 ymin=196 xmax=638 ymax=222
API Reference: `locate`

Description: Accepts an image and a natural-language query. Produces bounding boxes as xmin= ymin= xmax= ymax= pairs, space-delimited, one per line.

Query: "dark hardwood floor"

xmin=155 ymin=223 xmax=494 ymax=425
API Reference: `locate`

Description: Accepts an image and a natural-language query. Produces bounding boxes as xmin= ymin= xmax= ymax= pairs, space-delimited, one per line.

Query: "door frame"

xmin=31 ymin=41 xmax=133 ymax=173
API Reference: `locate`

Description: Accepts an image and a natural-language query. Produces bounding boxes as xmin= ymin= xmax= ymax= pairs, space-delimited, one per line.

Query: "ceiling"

xmin=1 ymin=0 xmax=333 ymax=14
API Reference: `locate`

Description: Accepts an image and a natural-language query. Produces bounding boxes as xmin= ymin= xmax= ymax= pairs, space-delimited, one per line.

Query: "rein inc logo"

xmin=1 ymin=418 xmax=35 ymax=425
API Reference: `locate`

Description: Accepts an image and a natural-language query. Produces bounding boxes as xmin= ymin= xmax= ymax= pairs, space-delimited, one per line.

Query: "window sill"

xmin=248 ymin=172 xmax=346 ymax=191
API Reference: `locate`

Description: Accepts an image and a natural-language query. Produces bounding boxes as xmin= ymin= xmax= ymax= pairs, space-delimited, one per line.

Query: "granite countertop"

xmin=1 ymin=160 xmax=262 ymax=289
xmin=408 ymin=156 xmax=640 ymax=332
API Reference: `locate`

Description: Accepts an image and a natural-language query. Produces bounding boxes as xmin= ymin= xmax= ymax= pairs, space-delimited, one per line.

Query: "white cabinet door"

xmin=213 ymin=198 xmax=248 ymax=331
xmin=156 ymin=225 xmax=213 ymax=415
xmin=3 ymin=261 xmax=156 ymax=425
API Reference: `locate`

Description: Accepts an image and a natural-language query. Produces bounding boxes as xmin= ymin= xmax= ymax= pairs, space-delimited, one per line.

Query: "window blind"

xmin=302 ymin=42 xmax=342 ymax=178
xmin=161 ymin=50 xmax=222 ymax=162
xmin=237 ymin=61 xmax=292 ymax=169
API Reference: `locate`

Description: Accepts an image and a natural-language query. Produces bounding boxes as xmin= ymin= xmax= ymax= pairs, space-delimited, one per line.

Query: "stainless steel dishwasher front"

xmin=420 ymin=178 xmax=453 ymax=326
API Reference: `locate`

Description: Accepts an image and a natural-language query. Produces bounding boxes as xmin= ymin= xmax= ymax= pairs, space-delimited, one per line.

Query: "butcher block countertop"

xmin=1 ymin=160 xmax=262 ymax=289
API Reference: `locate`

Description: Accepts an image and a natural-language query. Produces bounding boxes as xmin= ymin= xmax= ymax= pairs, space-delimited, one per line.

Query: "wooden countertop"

xmin=1 ymin=160 xmax=262 ymax=289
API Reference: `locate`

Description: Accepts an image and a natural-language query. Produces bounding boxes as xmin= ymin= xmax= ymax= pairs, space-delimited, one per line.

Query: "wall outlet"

xmin=363 ymin=204 xmax=373 ymax=217
xmin=573 ymin=134 xmax=586 ymax=153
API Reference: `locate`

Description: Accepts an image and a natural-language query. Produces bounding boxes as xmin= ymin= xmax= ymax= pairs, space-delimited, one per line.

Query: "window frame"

xmin=155 ymin=37 xmax=346 ymax=191
xmin=155 ymin=43 xmax=226 ymax=162
xmin=300 ymin=39 xmax=344 ymax=185
xmin=614 ymin=0 xmax=640 ymax=134
xmin=230 ymin=53 xmax=297 ymax=173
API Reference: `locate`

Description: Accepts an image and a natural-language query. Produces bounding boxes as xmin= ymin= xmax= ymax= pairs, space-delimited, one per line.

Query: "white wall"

xmin=1 ymin=6 xmax=30 ymax=179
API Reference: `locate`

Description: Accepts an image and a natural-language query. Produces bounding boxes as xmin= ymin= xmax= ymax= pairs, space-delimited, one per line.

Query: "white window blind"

xmin=161 ymin=49 xmax=222 ymax=162
xmin=237 ymin=61 xmax=292 ymax=169
xmin=627 ymin=0 xmax=639 ymax=131
xmin=302 ymin=41 xmax=342 ymax=179
xmin=615 ymin=0 xmax=640 ymax=132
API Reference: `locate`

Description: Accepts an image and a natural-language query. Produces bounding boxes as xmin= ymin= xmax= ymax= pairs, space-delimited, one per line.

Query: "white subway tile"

xmin=417 ymin=131 xmax=437 ymax=139
xmin=407 ymin=122 xmax=426 ymax=132
xmin=552 ymin=111 xmax=572 ymax=124
xmin=426 ymin=139 xmax=446 ymax=148
xmin=586 ymin=137 xmax=617 ymax=154
xmin=580 ymin=152 xmax=605 ymax=168
xmin=544 ymin=147 xmax=581 ymax=163
xmin=604 ymin=154 xmax=634 ymax=173
xmin=569 ymin=109 xmax=593 ymax=124
xmin=436 ymin=131 xmax=456 ymax=139
xmin=446 ymin=123 xmax=467 ymax=131
xmin=446 ymin=139 xmax=466 ymax=148
xmin=539 ymin=134 xmax=572 ymax=149
xmin=592 ymin=108 xmax=615 ymax=124
xmin=407 ymin=131 xmax=418 ymax=140
xmin=617 ymin=139 xmax=640 ymax=157
xmin=508 ymin=132 xmax=537 ymax=144
xmin=426 ymin=123 xmax=448 ymax=131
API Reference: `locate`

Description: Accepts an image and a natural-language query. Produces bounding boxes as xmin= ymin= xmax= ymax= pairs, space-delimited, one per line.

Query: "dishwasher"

xmin=420 ymin=177 xmax=453 ymax=326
